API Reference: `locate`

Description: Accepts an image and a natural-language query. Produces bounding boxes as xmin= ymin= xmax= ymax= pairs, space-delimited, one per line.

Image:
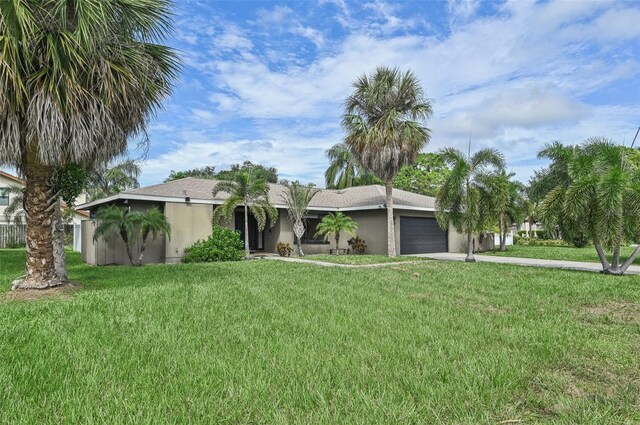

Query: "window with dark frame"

xmin=0 ymin=188 xmax=8 ymax=206
xmin=299 ymin=216 xmax=329 ymax=244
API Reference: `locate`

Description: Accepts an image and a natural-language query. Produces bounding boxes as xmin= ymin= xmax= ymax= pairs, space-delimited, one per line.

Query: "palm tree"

xmin=478 ymin=171 xmax=527 ymax=251
xmin=281 ymin=181 xmax=320 ymax=257
xmin=0 ymin=1 xmax=179 ymax=289
xmin=94 ymin=205 xmax=170 ymax=266
xmin=86 ymin=159 xmax=141 ymax=201
xmin=324 ymin=143 xmax=379 ymax=189
xmin=343 ymin=67 xmax=432 ymax=257
xmin=314 ymin=212 xmax=358 ymax=251
xmin=212 ymin=167 xmax=278 ymax=259
xmin=539 ymin=138 xmax=640 ymax=275
xmin=436 ymin=147 xmax=505 ymax=262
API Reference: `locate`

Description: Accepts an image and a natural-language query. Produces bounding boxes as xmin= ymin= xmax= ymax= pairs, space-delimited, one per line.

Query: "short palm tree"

xmin=94 ymin=205 xmax=170 ymax=266
xmin=436 ymin=147 xmax=505 ymax=262
xmin=478 ymin=171 xmax=527 ymax=251
xmin=314 ymin=212 xmax=358 ymax=251
xmin=213 ymin=168 xmax=278 ymax=259
xmin=281 ymin=181 xmax=320 ymax=257
xmin=0 ymin=1 xmax=179 ymax=289
xmin=539 ymin=138 xmax=640 ymax=275
xmin=324 ymin=143 xmax=378 ymax=189
xmin=343 ymin=67 xmax=432 ymax=257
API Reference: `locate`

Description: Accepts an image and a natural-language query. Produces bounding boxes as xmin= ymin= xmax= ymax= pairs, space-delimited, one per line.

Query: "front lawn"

xmin=304 ymin=254 xmax=425 ymax=265
xmin=1 ymin=249 xmax=639 ymax=423
xmin=480 ymin=244 xmax=640 ymax=265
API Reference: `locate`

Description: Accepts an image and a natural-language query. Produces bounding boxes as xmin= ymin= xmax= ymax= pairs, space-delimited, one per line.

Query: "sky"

xmin=136 ymin=0 xmax=640 ymax=186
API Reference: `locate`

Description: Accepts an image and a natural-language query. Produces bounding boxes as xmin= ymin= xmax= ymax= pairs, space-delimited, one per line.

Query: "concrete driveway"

xmin=413 ymin=252 xmax=640 ymax=275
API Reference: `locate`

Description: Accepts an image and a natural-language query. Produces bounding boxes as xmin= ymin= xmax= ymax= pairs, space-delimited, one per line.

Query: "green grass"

xmin=480 ymin=244 xmax=640 ymax=265
xmin=1 ymin=249 xmax=639 ymax=423
xmin=305 ymin=254 xmax=425 ymax=265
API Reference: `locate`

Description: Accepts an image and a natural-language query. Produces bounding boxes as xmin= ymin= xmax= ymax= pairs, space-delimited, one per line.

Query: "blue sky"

xmin=137 ymin=0 xmax=640 ymax=186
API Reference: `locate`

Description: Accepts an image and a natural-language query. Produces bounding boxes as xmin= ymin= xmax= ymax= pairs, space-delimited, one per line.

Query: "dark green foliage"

xmin=164 ymin=166 xmax=217 ymax=182
xmin=347 ymin=236 xmax=367 ymax=254
xmin=182 ymin=226 xmax=244 ymax=263
xmin=276 ymin=242 xmax=293 ymax=257
xmin=55 ymin=164 xmax=88 ymax=206
xmin=216 ymin=161 xmax=279 ymax=184
xmin=572 ymin=233 xmax=590 ymax=248
xmin=393 ymin=153 xmax=451 ymax=196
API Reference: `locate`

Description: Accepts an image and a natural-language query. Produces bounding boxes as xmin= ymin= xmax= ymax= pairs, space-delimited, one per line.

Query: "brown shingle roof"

xmin=114 ymin=177 xmax=436 ymax=211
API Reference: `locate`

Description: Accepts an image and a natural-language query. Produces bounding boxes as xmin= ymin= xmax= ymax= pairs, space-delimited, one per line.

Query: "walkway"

xmin=414 ymin=252 xmax=640 ymax=275
xmin=262 ymin=256 xmax=427 ymax=268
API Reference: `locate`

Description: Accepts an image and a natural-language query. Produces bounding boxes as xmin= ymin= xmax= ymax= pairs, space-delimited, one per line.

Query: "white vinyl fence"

xmin=0 ymin=224 xmax=27 ymax=248
xmin=494 ymin=230 xmax=514 ymax=247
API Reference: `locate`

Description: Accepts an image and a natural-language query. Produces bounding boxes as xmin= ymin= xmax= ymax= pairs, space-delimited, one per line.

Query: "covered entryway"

xmin=400 ymin=216 xmax=447 ymax=254
xmin=235 ymin=211 xmax=264 ymax=251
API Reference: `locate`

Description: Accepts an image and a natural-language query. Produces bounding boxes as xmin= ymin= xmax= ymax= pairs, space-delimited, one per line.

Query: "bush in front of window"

xmin=182 ymin=226 xmax=245 ymax=263
xmin=276 ymin=242 xmax=293 ymax=257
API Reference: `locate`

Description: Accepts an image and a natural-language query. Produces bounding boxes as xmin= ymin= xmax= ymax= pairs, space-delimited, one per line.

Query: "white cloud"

xmin=447 ymin=0 xmax=480 ymax=24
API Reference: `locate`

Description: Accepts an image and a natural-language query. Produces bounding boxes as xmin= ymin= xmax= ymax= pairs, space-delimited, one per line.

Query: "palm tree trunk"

xmin=52 ymin=198 xmax=68 ymax=281
xmin=335 ymin=232 xmax=340 ymax=251
xmin=121 ymin=231 xmax=136 ymax=266
xmin=137 ymin=232 xmax=149 ymax=266
xmin=593 ymin=240 xmax=611 ymax=272
xmin=499 ymin=214 xmax=507 ymax=252
xmin=465 ymin=230 xmax=475 ymax=262
xmin=244 ymin=204 xmax=250 ymax=259
xmin=620 ymin=245 xmax=640 ymax=273
xmin=14 ymin=153 xmax=60 ymax=289
xmin=385 ymin=180 xmax=396 ymax=257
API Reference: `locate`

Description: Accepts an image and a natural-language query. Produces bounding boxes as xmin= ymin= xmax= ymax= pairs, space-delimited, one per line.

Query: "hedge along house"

xmin=77 ymin=177 xmax=471 ymax=265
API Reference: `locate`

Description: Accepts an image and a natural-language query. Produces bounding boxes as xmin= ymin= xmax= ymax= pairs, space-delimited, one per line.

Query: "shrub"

xmin=182 ymin=226 xmax=244 ymax=263
xmin=572 ymin=233 xmax=590 ymax=248
xmin=516 ymin=238 xmax=567 ymax=247
xmin=347 ymin=236 xmax=367 ymax=254
xmin=276 ymin=242 xmax=293 ymax=257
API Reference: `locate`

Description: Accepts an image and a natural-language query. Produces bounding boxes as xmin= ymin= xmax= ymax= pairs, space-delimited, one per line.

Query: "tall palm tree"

xmin=87 ymin=159 xmax=141 ymax=201
xmin=343 ymin=67 xmax=432 ymax=257
xmin=314 ymin=212 xmax=358 ymax=251
xmin=539 ymin=138 xmax=640 ymax=275
xmin=478 ymin=171 xmax=527 ymax=251
xmin=0 ymin=1 xmax=179 ymax=289
xmin=212 ymin=167 xmax=278 ymax=259
xmin=436 ymin=147 xmax=505 ymax=262
xmin=324 ymin=143 xmax=378 ymax=189
xmin=94 ymin=205 xmax=170 ymax=266
xmin=281 ymin=181 xmax=320 ymax=257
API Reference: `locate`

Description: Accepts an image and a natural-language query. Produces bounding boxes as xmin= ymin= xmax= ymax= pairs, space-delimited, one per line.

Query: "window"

xmin=300 ymin=216 xmax=329 ymax=244
xmin=0 ymin=188 xmax=8 ymax=206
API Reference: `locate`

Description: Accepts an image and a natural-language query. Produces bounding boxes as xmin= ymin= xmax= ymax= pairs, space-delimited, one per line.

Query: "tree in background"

xmin=538 ymin=138 xmax=640 ymax=275
xmin=436 ymin=147 xmax=505 ymax=262
xmin=393 ymin=153 xmax=451 ymax=197
xmin=324 ymin=143 xmax=380 ymax=189
xmin=216 ymin=161 xmax=278 ymax=184
xmin=87 ymin=160 xmax=141 ymax=201
xmin=314 ymin=212 xmax=358 ymax=251
xmin=281 ymin=181 xmax=320 ymax=256
xmin=164 ymin=166 xmax=217 ymax=182
xmin=343 ymin=67 xmax=432 ymax=257
xmin=478 ymin=170 xmax=527 ymax=251
xmin=212 ymin=166 xmax=278 ymax=259
xmin=0 ymin=1 xmax=178 ymax=289
xmin=94 ymin=205 xmax=170 ymax=267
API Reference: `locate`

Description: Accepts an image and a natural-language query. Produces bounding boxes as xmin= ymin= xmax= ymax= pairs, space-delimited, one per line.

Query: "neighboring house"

xmin=0 ymin=170 xmax=89 ymax=225
xmin=0 ymin=170 xmax=89 ymax=251
xmin=78 ymin=177 xmax=477 ymax=265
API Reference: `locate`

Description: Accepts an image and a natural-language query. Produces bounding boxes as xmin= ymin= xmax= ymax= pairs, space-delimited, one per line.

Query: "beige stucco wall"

xmin=82 ymin=201 xmax=165 ymax=265
xmin=164 ymin=202 xmax=214 ymax=264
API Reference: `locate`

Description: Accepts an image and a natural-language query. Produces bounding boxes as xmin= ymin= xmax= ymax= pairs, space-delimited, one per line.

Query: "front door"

xmin=235 ymin=211 xmax=264 ymax=251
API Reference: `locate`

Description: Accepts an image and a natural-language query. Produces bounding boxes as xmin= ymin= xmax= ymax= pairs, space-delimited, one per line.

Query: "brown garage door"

xmin=400 ymin=217 xmax=448 ymax=254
